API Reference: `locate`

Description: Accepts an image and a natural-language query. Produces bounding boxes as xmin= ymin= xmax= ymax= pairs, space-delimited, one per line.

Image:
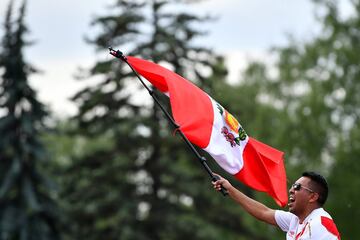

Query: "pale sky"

xmin=0 ymin=0 xmax=351 ymax=117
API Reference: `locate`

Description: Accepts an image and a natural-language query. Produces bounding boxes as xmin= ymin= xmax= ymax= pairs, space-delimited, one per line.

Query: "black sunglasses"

xmin=291 ymin=183 xmax=315 ymax=193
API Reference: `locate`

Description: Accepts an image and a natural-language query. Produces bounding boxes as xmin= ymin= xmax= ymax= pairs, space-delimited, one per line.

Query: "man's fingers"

xmin=211 ymin=173 xmax=228 ymax=192
xmin=213 ymin=180 xmax=224 ymax=191
xmin=212 ymin=179 xmax=223 ymax=185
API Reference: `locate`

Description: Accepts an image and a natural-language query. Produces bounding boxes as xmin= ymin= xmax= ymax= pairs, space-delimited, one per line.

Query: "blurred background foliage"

xmin=1 ymin=0 xmax=359 ymax=239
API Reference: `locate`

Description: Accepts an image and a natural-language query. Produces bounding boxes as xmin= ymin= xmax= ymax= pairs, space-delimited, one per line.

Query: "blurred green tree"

xmin=0 ymin=1 xmax=60 ymax=239
xmin=59 ymin=0 xmax=272 ymax=239
xmin=236 ymin=0 xmax=360 ymax=238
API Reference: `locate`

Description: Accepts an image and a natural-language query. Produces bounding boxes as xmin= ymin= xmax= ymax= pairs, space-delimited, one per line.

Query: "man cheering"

xmin=213 ymin=171 xmax=341 ymax=239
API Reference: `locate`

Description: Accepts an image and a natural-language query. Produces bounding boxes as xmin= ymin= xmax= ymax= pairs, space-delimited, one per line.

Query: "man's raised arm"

xmin=212 ymin=174 xmax=277 ymax=226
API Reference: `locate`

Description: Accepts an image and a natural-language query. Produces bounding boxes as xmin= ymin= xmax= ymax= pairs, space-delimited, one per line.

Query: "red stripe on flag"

xmin=127 ymin=56 xmax=214 ymax=148
xmin=127 ymin=57 xmax=169 ymax=92
xmin=235 ymin=138 xmax=288 ymax=207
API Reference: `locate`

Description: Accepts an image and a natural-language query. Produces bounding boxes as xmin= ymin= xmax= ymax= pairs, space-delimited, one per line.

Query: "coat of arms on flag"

xmin=216 ymin=103 xmax=247 ymax=147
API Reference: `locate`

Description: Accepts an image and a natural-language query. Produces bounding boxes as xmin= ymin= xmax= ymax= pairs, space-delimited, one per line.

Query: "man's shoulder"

xmin=309 ymin=208 xmax=333 ymax=221
xmin=308 ymin=208 xmax=340 ymax=239
xmin=275 ymin=209 xmax=297 ymax=220
xmin=308 ymin=208 xmax=333 ymax=226
xmin=274 ymin=210 xmax=298 ymax=232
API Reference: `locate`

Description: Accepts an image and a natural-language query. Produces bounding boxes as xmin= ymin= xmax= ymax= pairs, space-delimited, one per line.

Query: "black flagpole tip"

xmin=108 ymin=47 xmax=127 ymax=61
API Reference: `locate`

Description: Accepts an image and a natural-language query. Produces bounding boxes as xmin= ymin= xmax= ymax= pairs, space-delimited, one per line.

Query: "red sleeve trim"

xmin=321 ymin=216 xmax=341 ymax=239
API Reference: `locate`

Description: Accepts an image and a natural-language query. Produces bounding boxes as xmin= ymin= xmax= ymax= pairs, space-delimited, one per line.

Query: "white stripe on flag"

xmin=204 ymin=97 xmax=249 ymax=175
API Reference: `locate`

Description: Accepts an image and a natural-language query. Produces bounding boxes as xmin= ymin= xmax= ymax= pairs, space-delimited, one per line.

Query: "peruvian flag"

xmin=126 ymin=56 xmax=288 ymax=207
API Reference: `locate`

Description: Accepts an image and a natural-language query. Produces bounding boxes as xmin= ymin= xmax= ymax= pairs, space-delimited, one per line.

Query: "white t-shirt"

xmin=275 ymin=208 xmax=340 ymax=240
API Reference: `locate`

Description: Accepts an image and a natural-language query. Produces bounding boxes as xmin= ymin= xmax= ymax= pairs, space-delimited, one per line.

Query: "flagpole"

xmin=109 ymin=48 xmax=227 ymax=196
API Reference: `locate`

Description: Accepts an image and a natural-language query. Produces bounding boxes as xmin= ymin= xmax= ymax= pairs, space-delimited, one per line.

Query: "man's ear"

xmin=309 ymin=192 xmax=319 ymax=203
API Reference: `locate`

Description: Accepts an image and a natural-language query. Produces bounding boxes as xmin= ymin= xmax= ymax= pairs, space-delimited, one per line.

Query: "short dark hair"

xmin=302 ymin=171 xmax=328 ymax=206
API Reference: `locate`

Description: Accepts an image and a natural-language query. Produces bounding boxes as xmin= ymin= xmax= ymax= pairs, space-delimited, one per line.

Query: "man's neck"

xmin=298 ymin=206 xmax=321 ymax=223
